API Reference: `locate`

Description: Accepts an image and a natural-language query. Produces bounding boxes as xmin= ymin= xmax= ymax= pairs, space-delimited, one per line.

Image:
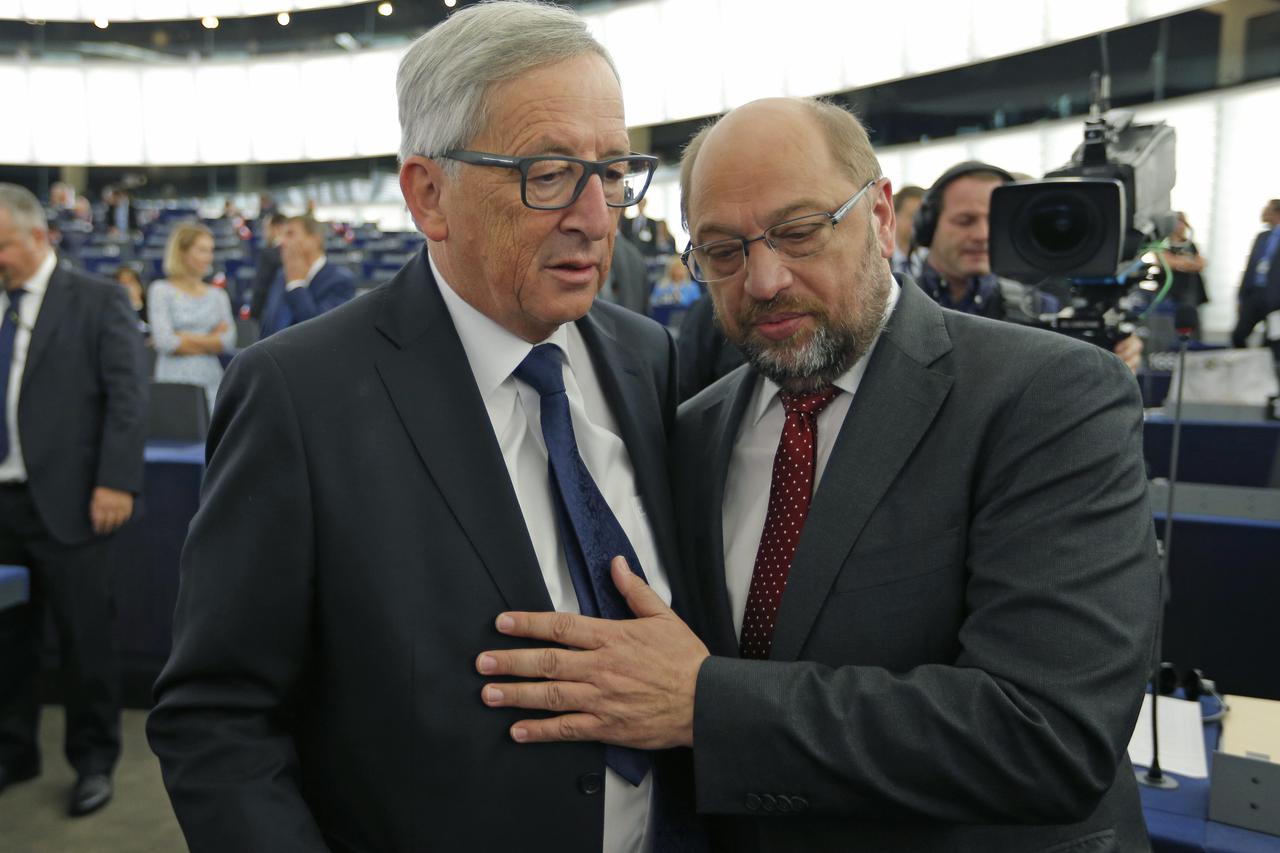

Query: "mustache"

xmin=738 ymin=294 xmax=828 ymax=326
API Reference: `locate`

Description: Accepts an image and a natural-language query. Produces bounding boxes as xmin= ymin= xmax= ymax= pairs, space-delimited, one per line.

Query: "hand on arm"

xmin=478 ymin=557 xmax=710 ymax=750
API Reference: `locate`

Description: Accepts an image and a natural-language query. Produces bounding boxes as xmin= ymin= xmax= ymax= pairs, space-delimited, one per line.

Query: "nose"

xmin=741 ymin=241 xmax=792 ymax=302
xmin=560 ymin=174 xmax=613 ymax=242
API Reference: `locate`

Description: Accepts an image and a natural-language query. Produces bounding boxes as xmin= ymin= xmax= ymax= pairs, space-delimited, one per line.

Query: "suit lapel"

xmin=23 ymin=263 xmax=72 ymax=382
xmin=696 ymin=367 xmax=757 ymax=657
xmin=373 ymin=253 xmax=553 ymax=613
xmin=769 ymin=280 xmax=955 ymax=661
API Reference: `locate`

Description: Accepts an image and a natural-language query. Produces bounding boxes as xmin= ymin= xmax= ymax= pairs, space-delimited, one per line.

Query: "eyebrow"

xmin=694 ymin=199 xmax=828 ymax=243
xmin=523 ymin=138 xmax=632 ymax=160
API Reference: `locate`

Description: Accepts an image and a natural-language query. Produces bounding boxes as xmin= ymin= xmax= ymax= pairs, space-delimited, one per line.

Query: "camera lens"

xmin=1026 ymin=194 xmax=1095 ymax=257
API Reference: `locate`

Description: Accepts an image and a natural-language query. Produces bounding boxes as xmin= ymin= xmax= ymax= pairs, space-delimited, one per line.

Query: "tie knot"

xmin=513 ymin=343 xmax=566 ymax=397
xmin=780 ymin=386 xmax=840 ymax=416
xmin=5 ymin=288 xmax=25 ymax=311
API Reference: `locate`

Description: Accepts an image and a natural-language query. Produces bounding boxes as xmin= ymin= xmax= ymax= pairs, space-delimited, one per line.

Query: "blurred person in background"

xmin=0 ymin=183 xmax=147 ymax=818
xmin=1231 ymin=198 xmax=1280 ymax=356
xmin=148 ymin=223 xmax=235 ymax=414
xmin=248 ymin=212 xmax=287 ymax=321
xmin=101 ymin=187 xmax=138 ymax=238
xmin=890 ymin=184 xmax=924 ymax=276
xmin=651 ymin=255 xmax=700 ymax=311
xmin=113 ymin=265 xmax=149 ymax=325
xmin=257 ymin=215 xmax=355 ymax=338
xmin=1160 ymin=211 xmax=1207 ymax=338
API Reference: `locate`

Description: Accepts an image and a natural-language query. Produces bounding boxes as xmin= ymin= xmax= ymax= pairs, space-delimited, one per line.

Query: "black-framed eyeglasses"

xmin=441 ymin=150 xmax=659 ymax=211
xmin=681 ymin=178 xmax=884 ymax=284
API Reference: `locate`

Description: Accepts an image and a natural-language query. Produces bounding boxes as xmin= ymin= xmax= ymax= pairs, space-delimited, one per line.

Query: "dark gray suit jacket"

xmin=18 ymin=261 xmax=147 ymax=545
xmin=673 ymin=278 xmax=1159 ymax=853
xmin=149 ymin=250 xmax=697 ymax=852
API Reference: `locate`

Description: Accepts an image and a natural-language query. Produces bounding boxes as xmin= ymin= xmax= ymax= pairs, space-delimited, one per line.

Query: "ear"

xmin=400 ymin=155 xmax=450 ymax=242
xmin=871 ymin=179 xmax=895 ymax=260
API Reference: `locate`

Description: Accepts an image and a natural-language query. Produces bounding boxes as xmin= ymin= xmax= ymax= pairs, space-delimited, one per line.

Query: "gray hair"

xmin=396 ymin=0 xmax=618 ymax=169
xmin=0 ymin=183 xmax=48 ymax=231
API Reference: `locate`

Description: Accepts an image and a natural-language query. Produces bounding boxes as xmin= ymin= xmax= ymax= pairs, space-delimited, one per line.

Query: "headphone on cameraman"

xmin=912 ymin=160 xmax=1016 ymax=250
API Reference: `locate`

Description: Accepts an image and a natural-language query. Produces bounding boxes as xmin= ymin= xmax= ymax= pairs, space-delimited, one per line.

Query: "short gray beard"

xmin=724 ymin=243 xmax=893 ymax=394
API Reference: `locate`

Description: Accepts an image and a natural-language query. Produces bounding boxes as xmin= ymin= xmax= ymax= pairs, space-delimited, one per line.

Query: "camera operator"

xmin=914 ymin=161 xmax=1143 ymax=371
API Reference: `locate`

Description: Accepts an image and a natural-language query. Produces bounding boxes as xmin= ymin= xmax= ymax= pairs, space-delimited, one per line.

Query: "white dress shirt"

xmin=0 ymin=250 xmax=57 ymax=483
xmin=721 ymin=279 xmax=900 ymax=636
xmin=429 ymin=249 xmax=670 ymax=853
xmin=285 ymin=255 xmax=327 ymax=292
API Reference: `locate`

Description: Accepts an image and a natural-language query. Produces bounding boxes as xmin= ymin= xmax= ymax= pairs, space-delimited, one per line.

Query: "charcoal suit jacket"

xmin=149 ymin=249 xmax=698 ymax=852
xmin=674 ymin=277 xmax=1160 ymax=853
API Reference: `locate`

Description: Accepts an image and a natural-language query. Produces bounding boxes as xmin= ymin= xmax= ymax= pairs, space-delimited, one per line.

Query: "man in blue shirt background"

xmin=1230 ymin=198 xmax=1280 ymax=355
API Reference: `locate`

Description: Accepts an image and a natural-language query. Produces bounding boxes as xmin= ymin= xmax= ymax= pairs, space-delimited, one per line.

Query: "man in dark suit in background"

xmin=479 ymin=97 xmax=1159 ymax=852
xmin=1231 ymin=198 xmax=1280 ymax=356
xmin=0 ymin=183 xmax=147 ymax=817
xmin=149 ymin=3 xmax=694 ymax=851
xmin=257 ymin=214 xmax=355 ymax=338
xmin=247 ymin=211 xmax=286 ymax=321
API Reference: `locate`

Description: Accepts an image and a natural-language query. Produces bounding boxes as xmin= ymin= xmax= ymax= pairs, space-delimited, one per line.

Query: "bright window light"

xmin=904 ymin=0 xmax=971 ymax=75
xmin=972 ymin=0 xmax=1045 ymax=60
xmin=196 ymin=65 xmax=252 ymax=163
xmin=601 ymin=3 xmax=665 ymax=127
xmin=900 ymin=139 xmax=973 ymax=190
xmin=648 ymin=0 xmax=725 ymax=123
xmin=968 ymin=127 xmax=1045 ymax=179
xmin=299 ymin=56 xmax=357 ymax=160
xmin=29 ymin=67 xmax=89 ymax=164
xmin=87 ymin=68 xmax=145 ymax=164
xmin=0 ymin=66 xmax=29 ymax=163
xmin=351 ymin=50 xmax=401 ymax=157
xmin=1046 ymin=0 xmax=1126 ymax=42
xmin=248 ymin=61 xmax=304 ymax=162
xmin=782 ymin=0 xmax=856 ymax=98
xmin=141 ymin=67 xmax=200 ymax=164
xmin=846 ymin=1 xmax=905 ymax=87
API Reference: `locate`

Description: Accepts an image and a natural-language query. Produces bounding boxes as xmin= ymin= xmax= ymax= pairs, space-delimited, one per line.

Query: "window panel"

xmin=141 ymin=67 xmax=199 ymax=164
xmin=86 ymin=67 xmax=144 ymax=164
xmin=28 ymin=67 xmax=89 ymax=164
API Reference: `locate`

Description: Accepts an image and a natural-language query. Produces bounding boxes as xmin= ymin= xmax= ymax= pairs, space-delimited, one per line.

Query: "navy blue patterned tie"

xmin=514 ymin=343 xmax=651 ymax=786
xmin=0 ymin=289 xmax=26 ymax=463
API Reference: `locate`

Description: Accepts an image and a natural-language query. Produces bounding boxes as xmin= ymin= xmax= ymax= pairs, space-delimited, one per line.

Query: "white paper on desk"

xmin=1127 ymin=694 xmax=1208 ymax=778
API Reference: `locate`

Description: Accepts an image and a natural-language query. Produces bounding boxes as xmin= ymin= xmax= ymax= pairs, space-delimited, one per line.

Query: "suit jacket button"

xmin=578 ymin=772 xmax=603 ymax=795
xmin=745 ymin=793 xmax=761 ymax=812
xmin=776 ymin=795 xmax=793 ymax=814
xmin=761 ymin=793 xmax=778 ymax=812
xmin=792 ymin=795 xmax=809 ymax=813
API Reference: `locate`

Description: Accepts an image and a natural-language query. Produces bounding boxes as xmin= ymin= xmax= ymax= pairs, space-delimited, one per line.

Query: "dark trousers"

xmin=1231 ymin=287 xmax=1279 ymax=349
xmin=0 ymin=483 xmax=120 ymax=777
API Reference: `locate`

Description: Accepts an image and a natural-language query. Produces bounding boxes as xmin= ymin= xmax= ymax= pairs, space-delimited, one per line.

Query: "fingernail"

xmin=511 ymin=726 xmax=528 ymax=742
xmin=496 ymin=614 xmax=514 ymax=632
xmin=483 ymin=685 xmax=503 ymax=704
xmin=477 ymin=654 xmax=496 ymax=674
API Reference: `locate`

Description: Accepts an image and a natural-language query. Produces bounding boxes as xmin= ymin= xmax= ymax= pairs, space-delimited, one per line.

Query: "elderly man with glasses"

xmin=479 ymin=97 xmax=1160 ymax=853
xmin=148 ymin=4 xmax=699 ymax=852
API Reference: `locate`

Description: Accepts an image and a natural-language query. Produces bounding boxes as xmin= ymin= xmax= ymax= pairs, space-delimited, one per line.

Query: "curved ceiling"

xmin=0 ymin=1 xmax=373 ymax=23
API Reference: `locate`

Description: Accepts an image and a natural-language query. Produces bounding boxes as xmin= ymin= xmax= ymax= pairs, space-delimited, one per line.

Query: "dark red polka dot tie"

xmin=739 ymin=386 xmax=841 ymax=660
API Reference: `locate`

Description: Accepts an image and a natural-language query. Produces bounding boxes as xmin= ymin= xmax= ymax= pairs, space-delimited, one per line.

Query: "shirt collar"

xmin=306 ymin=255 xmax=327 ymax=284
xmin=428 ymin=247 xmax=571 ymax=403
xmin=749 ymin=276 xmax=900 ymax=426
xmin=12 ymin=250 xmax=57 ymax=299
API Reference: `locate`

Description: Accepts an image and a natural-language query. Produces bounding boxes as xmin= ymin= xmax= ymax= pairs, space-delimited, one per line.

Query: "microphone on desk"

xmin=1138 ymin=305 xmax=1198 ymax=791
